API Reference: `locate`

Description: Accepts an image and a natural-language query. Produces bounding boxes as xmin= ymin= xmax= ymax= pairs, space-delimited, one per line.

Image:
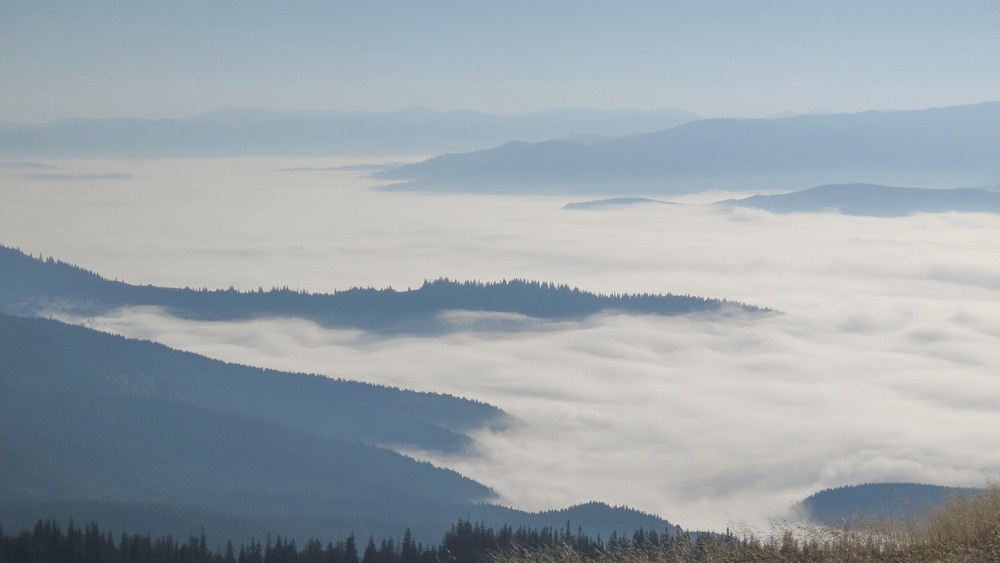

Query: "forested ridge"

xmin=0 ymin=246 xmax=770 ymax=333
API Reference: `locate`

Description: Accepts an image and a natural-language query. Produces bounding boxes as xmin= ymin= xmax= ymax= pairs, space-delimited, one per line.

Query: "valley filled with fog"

xmin=3 ymin=157 xmax=1000 ymax=532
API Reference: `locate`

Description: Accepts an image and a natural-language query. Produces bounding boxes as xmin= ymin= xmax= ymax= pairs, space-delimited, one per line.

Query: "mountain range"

xmin=380 ymin=102 xmax=1000 ymax=193
xmin=0 ymin=107 xmax=698 ymax=158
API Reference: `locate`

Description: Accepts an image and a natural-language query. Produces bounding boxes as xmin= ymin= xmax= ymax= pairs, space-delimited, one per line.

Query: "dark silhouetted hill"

xmin=380 ymin=102 xmax=1000 ymax=193
xmin=0 ymin=246 xmax=771 ymax=333
xmin=718 ymin=183 xmax=1000 ymax=216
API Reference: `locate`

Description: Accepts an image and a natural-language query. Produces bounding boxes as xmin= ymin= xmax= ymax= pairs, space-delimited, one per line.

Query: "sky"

xmin=3 ymin=158 xmax=999 ymax=533
xmin=2 ymin=0 xmax=1000 ymax=122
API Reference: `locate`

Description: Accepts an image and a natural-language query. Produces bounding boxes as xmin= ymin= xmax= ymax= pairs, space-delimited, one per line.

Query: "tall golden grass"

xmin=490 ymin=485 xmax=1000 ymax=562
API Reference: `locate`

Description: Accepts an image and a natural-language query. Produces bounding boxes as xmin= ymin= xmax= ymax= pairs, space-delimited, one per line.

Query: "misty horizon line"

xmin=7 ymin=100 xmax=997 ymax=126
xmin=1 ymin=105 xmax=694 ymax=126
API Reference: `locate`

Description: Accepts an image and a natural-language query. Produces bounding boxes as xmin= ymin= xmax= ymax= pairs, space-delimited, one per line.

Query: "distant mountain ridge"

xmin=380 ymin=102 xmax=1000 ymax=193
xmin=0 ymin=106 xmax=699 ymax=157
xmin=563 ymin=197 xmax=673 ymax=210
xmin=719 ymin=183 xmax=1000 ymax=216
xmin=0 ymin=246 xmax=771 ymax=333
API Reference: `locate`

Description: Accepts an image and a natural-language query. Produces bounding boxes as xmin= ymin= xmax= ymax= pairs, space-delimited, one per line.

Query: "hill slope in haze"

xmin=0 ymin=246 xmax=770 ymax=333
xmin=0 ymin=310 xmax=501 ymax=455
xmin=380 ymin=102 xmax=1000 ymax=193
xmin=799 ymin=483 xmax=982 ymax=526
xmin=0 ymin=312 xmax=676 ymax=545
xmin=0 ymin=311 xmax=494 ymax=543
xmin=719 ymin=183 xmax=1000 ymax=216
xmin=563 ymin=197 xmax=673 ymax=210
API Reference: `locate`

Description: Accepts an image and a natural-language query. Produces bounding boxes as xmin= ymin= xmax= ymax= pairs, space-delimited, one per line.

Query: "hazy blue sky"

xmin=2 ymin=1 xmax=999 ymax=121
xmin=0 ymin=0 xmax=1000 ymax=121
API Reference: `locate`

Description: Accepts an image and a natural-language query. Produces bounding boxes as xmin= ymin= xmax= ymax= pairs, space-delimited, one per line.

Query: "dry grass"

xmin=489 ymin=485 xmax=1000 ymax=563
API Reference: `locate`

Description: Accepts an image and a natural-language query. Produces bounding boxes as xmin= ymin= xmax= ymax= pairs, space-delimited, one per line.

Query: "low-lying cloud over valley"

xmin=4 ymin=158 xmax=1000 ymax=532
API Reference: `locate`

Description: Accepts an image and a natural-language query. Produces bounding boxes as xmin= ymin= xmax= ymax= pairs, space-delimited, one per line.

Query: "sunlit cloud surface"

xmin=5 ymin=158 xmax=1000 ymax=532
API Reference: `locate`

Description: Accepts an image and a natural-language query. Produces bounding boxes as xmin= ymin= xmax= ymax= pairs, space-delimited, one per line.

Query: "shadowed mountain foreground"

xmin=0 ymin=311 xmax=675 ymax=546
xmin=798 ymin=483 xmax=982 ymax=526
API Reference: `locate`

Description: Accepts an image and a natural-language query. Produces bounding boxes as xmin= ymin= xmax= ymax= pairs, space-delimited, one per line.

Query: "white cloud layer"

xmin=5 ymin=158 xmax=1000 ymax=532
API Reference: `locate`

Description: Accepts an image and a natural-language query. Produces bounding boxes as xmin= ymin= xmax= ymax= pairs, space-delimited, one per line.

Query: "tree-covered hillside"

xmin=0 ymin=312 xmax=675 ymax=545
xmin=0 ymin=311 xmax=499 ymax=542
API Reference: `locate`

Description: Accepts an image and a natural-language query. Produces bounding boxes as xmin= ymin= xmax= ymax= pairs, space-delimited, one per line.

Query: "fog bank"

xmin=6 ymin=158 xmax=1000 ymax=532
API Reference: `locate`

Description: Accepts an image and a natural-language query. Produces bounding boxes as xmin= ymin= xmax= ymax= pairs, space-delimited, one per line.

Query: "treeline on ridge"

xmin=0 ymin=246 xmax=771 ymax=332
xmin=0 ymin=518 xmax=699 ymax=563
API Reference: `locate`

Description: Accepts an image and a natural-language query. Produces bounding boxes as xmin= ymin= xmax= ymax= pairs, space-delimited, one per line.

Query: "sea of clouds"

xmin=3 ymin=157 xmax=999 ymax=532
